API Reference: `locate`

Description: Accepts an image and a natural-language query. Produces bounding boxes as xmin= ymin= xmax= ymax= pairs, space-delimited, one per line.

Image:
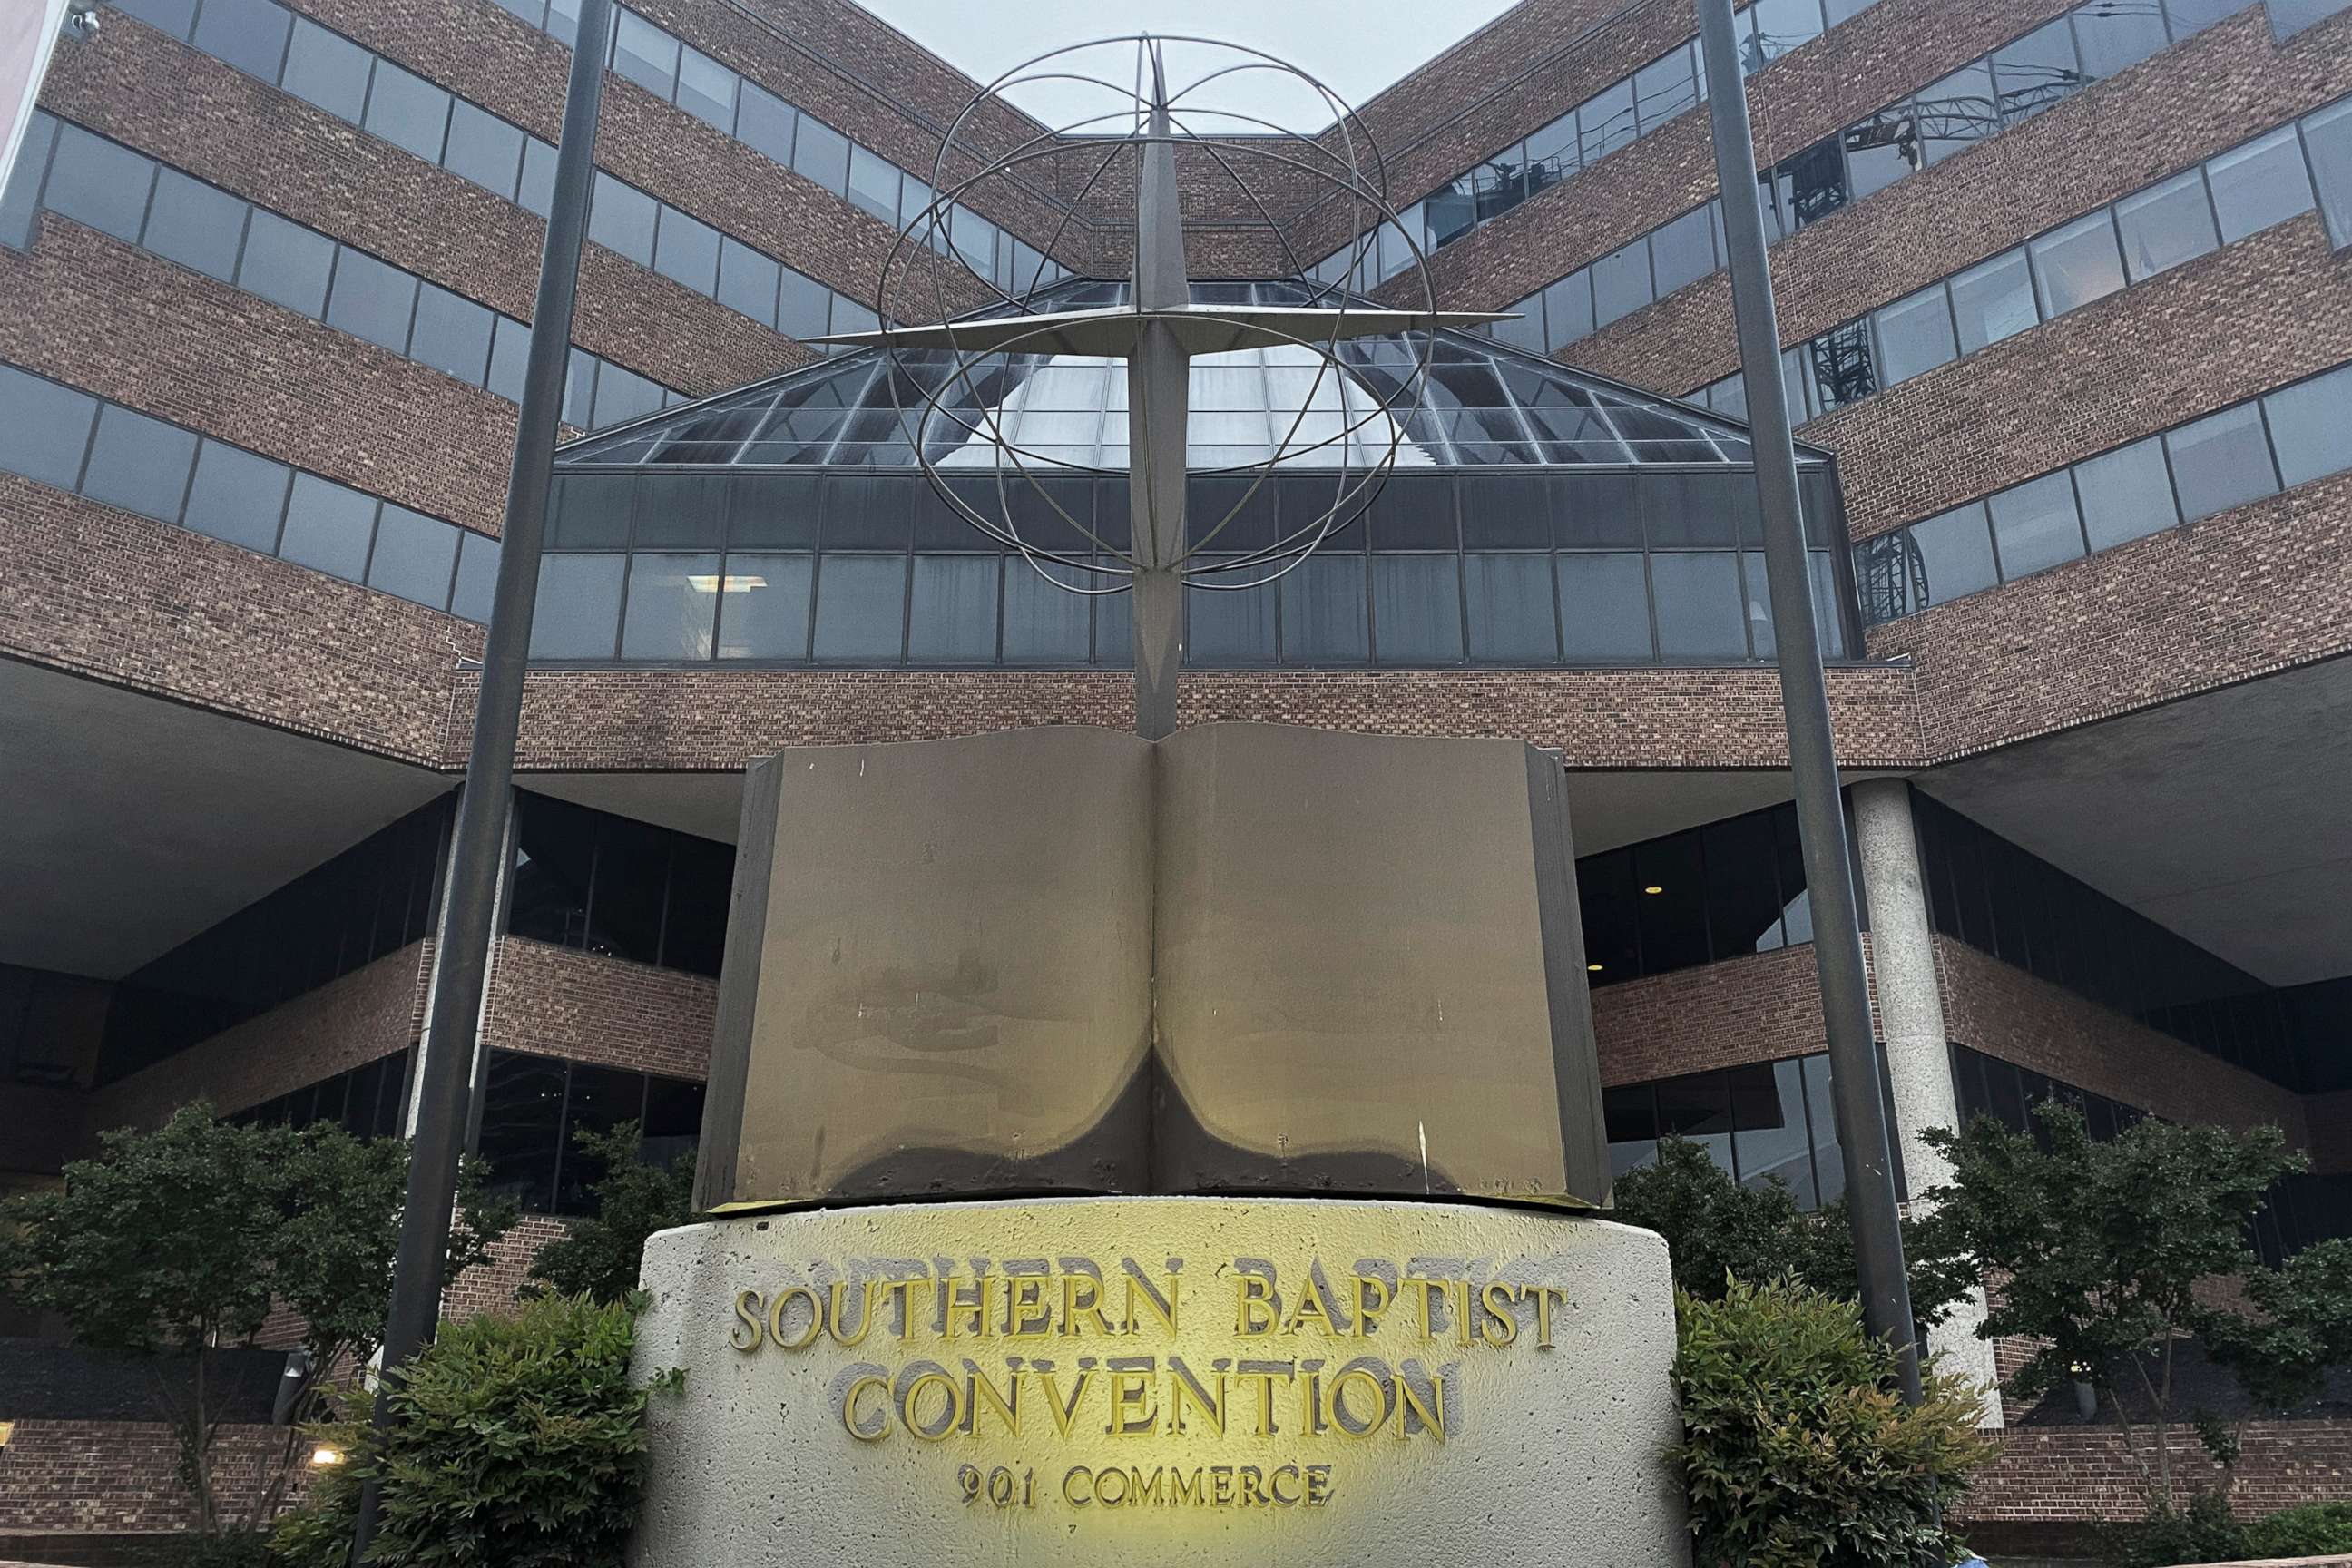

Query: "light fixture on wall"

xmin=1642 ymin=884 xmax=1665 ymax=895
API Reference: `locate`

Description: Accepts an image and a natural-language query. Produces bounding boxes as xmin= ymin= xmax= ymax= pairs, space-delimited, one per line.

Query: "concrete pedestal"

xmin=627 ymin=1197 xmax=1690 ymax=1566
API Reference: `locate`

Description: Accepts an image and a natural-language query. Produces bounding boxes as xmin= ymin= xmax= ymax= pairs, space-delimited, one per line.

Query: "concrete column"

xmin=1850 ymin=777 xmax=2003 ymax=1424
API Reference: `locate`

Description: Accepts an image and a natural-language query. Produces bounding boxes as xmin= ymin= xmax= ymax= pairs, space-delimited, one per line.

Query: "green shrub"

xmin=525 ymin=1121 xmax=693 ymax=1303
xmin=2110 ymin=1494 xmax=2352 ymax=1567
xmin=2247 ymin=1500 xmax=2352 ymax=1557
xmin=1669 ymin=1275 xmax=1994 ymax=1568
xmin=271 ymin=1294 xmax=660 ymax=1567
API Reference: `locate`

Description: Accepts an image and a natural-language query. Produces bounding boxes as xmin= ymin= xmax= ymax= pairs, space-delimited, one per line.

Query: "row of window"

xmin=101 ymin=799 xmax=452 ymax=1084
xmin=1579 ymin=801 xmax=1824 ymax=986
xmin=485 ymin=0 xmax=1063 ymax=297
xmin=0 ymin=362 xmax=501 ymax=620
xmin=1915 ymin=796 xmax=2316 ymax=1090
xmin=99 ymin=0 xmax=886 ymax=354
xmin=508 ymin=790 xmax=732 ymax=979
xmin=231 ymin=1047 xmax=415 ymax=1142
xmin=1852 ymin=358 xmax=2350 ymax=626
xmin=1507 ymin=0 xmax=2283 ymax=358
xmin=584 ymin=172 xmax=877 ymax=351
xmin=1604 ymin=1052 xmax=1864 ymax=1210
xmin=0 ymin=113 xmax=681 ymax=432
xmin=476 ymin=1050 xmax=705 ymax=1215
xmin=1948 ymin=1043 xmax=2148 ymax=1147
xmin=1312 ymin=0 xmax=1888 ymax=287
xmin=1693 ymin=99 xmax=2352 ymax=424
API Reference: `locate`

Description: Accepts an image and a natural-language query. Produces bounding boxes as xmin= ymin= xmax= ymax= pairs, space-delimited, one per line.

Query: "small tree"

xmin=1916 ymin=1102 xmax=2308 ymax=1511
xmin=525 ymin=1121 xmax=694 ymax=1303
xmin=0 ymin=1102 xmax=514 ymax=1540
xmin=1613 ymin=1134 xmax=1969 ymax=1328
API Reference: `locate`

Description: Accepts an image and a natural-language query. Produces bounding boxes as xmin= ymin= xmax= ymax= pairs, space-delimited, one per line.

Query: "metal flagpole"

xmin=348 ymin=0 xmax=616 ymax=1553
xmin=1694 ymin=0 xmax=1923 ymax=1403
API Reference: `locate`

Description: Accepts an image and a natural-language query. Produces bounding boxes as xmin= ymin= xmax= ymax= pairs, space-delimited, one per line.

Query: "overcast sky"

xmin=851 ymin=0 xmax=1518 ymax=132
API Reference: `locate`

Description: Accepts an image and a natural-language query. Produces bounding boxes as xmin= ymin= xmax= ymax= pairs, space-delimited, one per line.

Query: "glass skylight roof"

xmin=557 ymin=279 xmax=1818 ymax=472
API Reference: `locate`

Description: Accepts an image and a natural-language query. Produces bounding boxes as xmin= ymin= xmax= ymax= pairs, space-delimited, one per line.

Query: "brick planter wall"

xmin=0 ymin=1421 xmax=311 ymax=1534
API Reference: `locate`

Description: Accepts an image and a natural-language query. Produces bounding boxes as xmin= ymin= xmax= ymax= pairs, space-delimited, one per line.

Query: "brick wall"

xmin=483 ymin=937 xmax=718 ymax=1081
xmin=0 ymin=1420 xmax=311 ymax=1534
xmin=444 ymin=1212 xmax=571 ymax=1320
xmin=1957 ymin=1417 xmax=2352 ymax=1529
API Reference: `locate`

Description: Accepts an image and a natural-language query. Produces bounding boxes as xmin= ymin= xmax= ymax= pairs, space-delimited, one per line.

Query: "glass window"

xmin=280 ymin=18 xmax=371 ymax=122
xmin=588 ymin=174 xmax=658 ymax=268
xmin=612 ymin=10 xmax=681 ymax=100
xmin=517 ymin=137 xmax=557 ymax=218
xmin=703 ymin=554 xmax=809 ymax=660
xmin=907 ymin=554 xmax=1000 ymax=662
xmin=593 ymin=364 xmax=663 ymax=428
xmin=367 ymin=505 xmax=458 ymax=607
xmin=1917 ymin=62 xmax=1996 ymax=164
xmin=792 ymin=116 xmax=851 ymax=195
xmin=452 ymin=531 xmax=499 ymax=622
xmin=1579 ymin=79 xmax=1638 ymax=163
xmin=2306 ymin=101 xmax=2352 ymax=247
xmin=1632 ymin=43 xmax=1700 ymax=130
xmin=142 ymin=168 xmax=245 ymax=282
xmin=1749 ymin=0 xmax=1826 ymax=64
xmin=487 ymin=316 xmax=531 ymax=402
xmin=736 ymin=82 xmax=798 ymax=166
xmin=812 ymin=554 xmax=906 ymax=662
xmin=1873 ymin=284 xmax=1957 ymax=384
xmin=549 ymin=475 xmax=635 ymax=548
xmin=238 ymin=211 xmax=335 ymax=317
xmin=2165 ymin=403 xmax=2278 ymax=520
xmin=652 ymin=206 xmax=721 ymax=295
xmin=675 ymin=44 xmax=738 ymax=132
xmin=80 ymin=404 xmax=195 ymax=523
xmin=1992 ymin=17 xmax=2082 ymax=122
xmin=2207 ymin=126 xmax=2316 ymax=243
xmin=2115 ymin=168 xmax=2220 ymax=282
xmin=1732 ymin=1059 xmax=1817 ymax=1202
xmin=1650 ymin=205 xmax=1716 ymax=296
xmin=1634 ymin=833 xmax=1712 ymax=972
xmin=1370 ymin=554 xmax=1462 ymax=663
xmin=1774 ymin=136 xmax=1849 ymax=230
xmin=110 ymin=0 xmax=198 ymax=34
xmin=191 ymin=0 xmax=291 ymax=81
xmin=443 ymin=103 xmax=525 ymax=201
xmin=777 ymin=268 xmax=832 ymax=339
xmin=1280 ymin=554 xmax=1368 ymax=662
xmin=1842 ymin=111 xmax=1917 ymax=201
xmin=1805 ymin=320 xmax=1877 ymax=412
xmin=1650 ymin=552 xmax=1748 ymax=658
xmin=2263 ymin=364 xmax=2352 ymax=488
xmin=620 ymin=553 xmax=721 ymax=660
xmin=476 ymin=1053 xmax=565 ymax=1210
xmin=1491 ymin=299 xmax=1546 ymax=353
xmin=716 ymin=236 xmax=781 ymax=325
xmin=181 ymin=439 xmax=289 ymax=552
xmin=1557 ymin=552 xmax=1652 ymax=659
xmin=324 ymin=248 xmax=418 ymax=352
xmin=1591 ymin=240 xmax=1652 ymax=327
xmin=361 ymin=62 xmax=451 ymax=163
xmin=2074 ymin=436 xmax=2180 ymax=550
xmin=1906 ymin=502 xmax=1999 ymax=606
xmin=2073 ymin=1 xmax=2169 ymax=76
xmin=279 ymin=473 xmax=377 ymax=581
xmin=1465 ymin=554 xmax=1556 ymax=662
xmin=1802 ymin=1054 xmax=1845 ymax=1202
xmin=2269 ymin=0 xmax=2352 ymax=33
xmin=1987 ymin=471 xmax=2085 ymax=579
xmin=1001 ymin=558 xmax=1091 ymax=662
xmin=45 ymin=124 xmax=153 ymax=243
xmin=1188 ymin=572 xmax=1277 ymax=665
xmin=409 ymin=284 xmax=494 ymax=385
xmin=847 ymin=144 xmax=900 ymax=224
xmin=0 ymin=112 xmax=54 ymax=249
xmin=635 ymin=475 xmax=728 ymax=548
xmin=2030 ymin=210 xmax=2126 ymax=315
xmin=529 ymin=553 xmax=627 ymax=657
xmin=2166 ymin=0 xmax=2255 ymax=31
xmin=1948 ymin=248 xmax=2039 ymax=353
xmin=1543 ymin=270 xmax=1595 ymax=347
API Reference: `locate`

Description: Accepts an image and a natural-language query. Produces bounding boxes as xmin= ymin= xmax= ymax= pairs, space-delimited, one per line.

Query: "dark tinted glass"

xmin=634 ymin=475 xmax=729 ymax=547
xmin=281 ymin=18 xmax=370 ymax=121
xmin=477 ymin=1053 xmax=565 ymax=1209
xmin=2165 ymin=403 xmax=2278 ymax=519
xmin=409 ymin=284 xmax=494 ymax=384
xmin=279 ymin=473 xmax=377 ymax=580
xmin=191 ymin=0 xmax=292 ymax=80
xmin=0 ymin=366 xmax=98 ymax=490
xmin=906 ymin=555 xmax=1000 ymax=662
xmin=1732 ymin=1059 xmax=1817 ymax=1201
xmin=182 ymin=439 xmax=290 ymax=552
xmin=529 ymin=553 xmax=627 ymax=657
xmin=811 ymin=554 xmax=906 ymax=661
xmin=1654 ymin=1070 xmax=1731 ymax=1167
xmin=1371 ymin=554 xmax=1463 ymax=662
xmin=1000 ymin=558 xmax=1093 ymax=662
xmin=715 ymin=554 xmax=813 ymax=658
xmin=1874 ymin=285 xmax=1956 ymax=383
xmin=325 ymin=249 xmax=417 ymax=351
xmin=1987 ymin=471 xmax=2085 ymax=578
xmin=1279 ymin=554 xmax=1367 ymax=662
xmin=361 ymin=61 xmax=452 ymax=162
xmin=82 ymin=404 xmax=196 ymax=522
xmin=1949 ymin=249 xmax=2038 ymax=353
xmin=44 ymin=124 xmax=153 ymax=241
xmin=1187 ymin=571 xmax=1276 ymax=666
xmin=1649 ymin=552 xmax=1747 ymax=657
xmin=367 ymin=505 xmax=458 ymax=607
xmin=1906 ymin=502 xmax=1999 ymax=606
xmin=144 ymin=168 xmax=246 ymax=280
xmin=728 ymin=474 xmax=821 ymax=547
xmin=1464 ymin=554 xmax=1556 ymax=662
xmin=1557 ymin=552 xmax=1652 ymax=659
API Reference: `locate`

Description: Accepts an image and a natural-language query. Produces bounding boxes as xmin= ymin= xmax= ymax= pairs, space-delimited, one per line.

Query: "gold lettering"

xmin=902 ymin=1371 xmax=963 ymax=1441
xmin=968 ymin=1366 xmax=1021 ymax=1436
xmin=766 ymin=1286 xmax=821 ymax=1351
xmin=1238 ymin=1465 xmax=1266 ymax=1506
xmin=1305 ymin=1465 xmax=1332 ymax=1505
xmin=1298 ymin=1369 xmax=1324 ymax=1436
xmin=1171 ymin=1467 xmax=1203 ymax=1506
xmin=1123 ymin=1270 xmax=1179 ymax=1337
xmin=1129 ymin=1465 xmax=1165 ymax=1506
xmin=1395 ymin=1369 xmax=1447 ymax=1442
xmin=944 ymin=1275 xmax=990 ymax=1339
xmin=1210 ymin=1466 xmax=1234 ymax=1507
xmin=1407 ymin=1278 xmax=1449 ymax=1338
xmin=1328 ymin=1367 xmax=1387 ymax=1438
xmin=1167 ymin=1358 xmax=1226 ymax=1436
xmin=1107 ymin=1368 xmax=1156 ymax=1436
xmin=1455 ymin=1280 xmax=1475 ymax=1347
xmin=1038 ymin=1369 xmax=1093 ymax=1439
xmin=1096 ymin=1465 xmax=1128 ymax=1505
xmin=1234 ymin=1275 xmax=1277 ymax=1337
xmin=1479 ymin=1282 xmax=1520 ymax=1347
xmin=1233 ymin=1366 xmax=1287 ymax=1436
xmin=827 ymin=1280 xmax=879 ymax=1348
xmin=1351 ymin=1276 xmax=1393 ymax=1338
xmin=729 ymin=1289 xmax=764 ymax=1352
xmin=1534 ymin=1285 xmax=1562 ymax=1349
xmin=1006 ymin=1277 xmax=1053 ymax=1338
xmin=1062 ymin=1275 xmax=1116 ymax=1337
xmin=841 ymin=1376 xmax=890 ymax=1442
xmin=1283 ymin=1275 xmax=1337 ymax=1338
xmin=1063 ymin=1465 xmax=1093 ymax=1506
xmin=1269 ymin=1463 xmax=1300 ymax=1504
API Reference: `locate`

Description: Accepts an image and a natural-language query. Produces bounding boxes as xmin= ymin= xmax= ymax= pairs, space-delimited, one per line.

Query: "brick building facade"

xmin=3 ymin=0 xmax=2349 ymax=1548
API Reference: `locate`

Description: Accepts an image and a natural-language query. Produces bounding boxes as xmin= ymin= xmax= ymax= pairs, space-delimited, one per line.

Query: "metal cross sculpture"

xmin=822 ymin=40 xmax=1504 ymax=739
